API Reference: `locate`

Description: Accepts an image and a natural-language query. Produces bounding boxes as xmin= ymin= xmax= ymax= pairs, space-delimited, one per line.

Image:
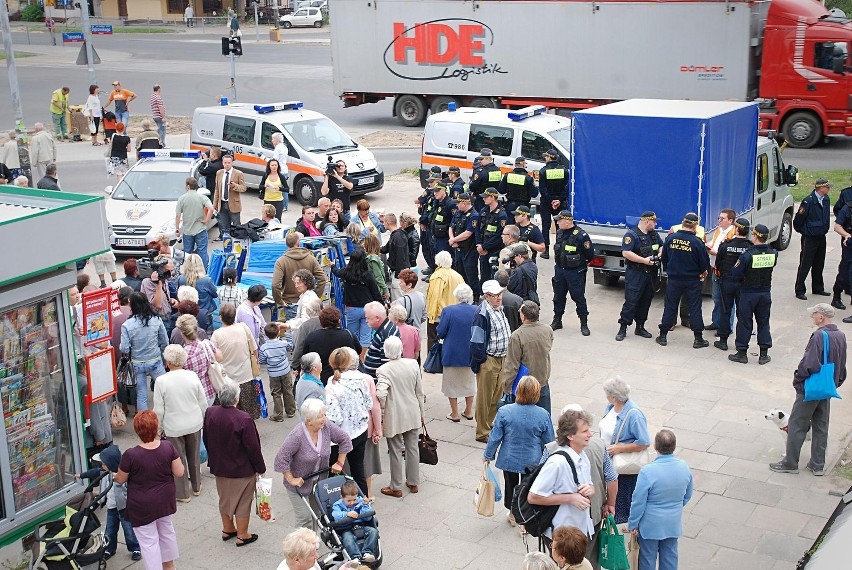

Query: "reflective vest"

xmin=742 ymin=246 xmax=778 ymax=289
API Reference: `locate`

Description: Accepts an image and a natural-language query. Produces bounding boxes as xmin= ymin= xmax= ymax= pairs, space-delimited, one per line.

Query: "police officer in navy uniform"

xmin=831 ymin=193 xmax=852 ymax=311
xmin=655 ymin=213 xmax=711 ymax=348
xmin=449 ymin=192 xmax=481 ymax=299
xmin=429 ymin=183 xmax=457 ymax=258
xmin=476 ymin=187 xmax=509 ymax=284
xmin=538 ymin=149 xmax=569 ymax=260
xmin=551 ymin=210 xmax=595 ymax=336
xmin=728 ymin=224 xmax=777 ymax=364
xmin=793 ymin=178 xmax=832 ymax=300
xmin=448 ymin=165 xmax=466 ymax=199
xmin=713 ymin=218 xmax=753 ymax=351
xmin=514 ymin=205 xmax=546 ymax=259
xmin=499 ymin=156 xmax=538 ymax=215
xmin=417 ymin=168 xmax=442 ymax=273
xmin=616 ymin=211 xmax=663 ymax=341
xmin=468 ymin=148 xmax=502 ymax=212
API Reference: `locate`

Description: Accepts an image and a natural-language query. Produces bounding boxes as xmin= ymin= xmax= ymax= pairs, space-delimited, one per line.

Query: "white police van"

xmin=104 ymin=150 xmax=213 ymax=256
xmin=191 ymin=101 xmax=383 ymax=205
xmin=420 ymin=105 xmax=572 ymax=189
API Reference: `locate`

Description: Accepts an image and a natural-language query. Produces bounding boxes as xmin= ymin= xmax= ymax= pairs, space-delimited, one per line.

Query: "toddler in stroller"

xmin=304 ymin=473 xmax=383 ymax=569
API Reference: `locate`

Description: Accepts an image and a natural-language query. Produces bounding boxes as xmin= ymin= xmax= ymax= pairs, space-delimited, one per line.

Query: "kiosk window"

xmin=468 ymin=124 xmax=513 ymax=157
xmin=222 ymin=116 xmax=255 ymax=146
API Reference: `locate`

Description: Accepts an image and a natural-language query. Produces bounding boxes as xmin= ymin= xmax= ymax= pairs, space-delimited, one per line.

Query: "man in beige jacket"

xmin=501 ymin=300 xmax=554 ymax=415
xmin=29 ymin=123 xmax=57 ymax=180
xmin=271 ymin=232 xmax=328 ymax=320
xmin=212 ymin=154 xmax=246 ymax=238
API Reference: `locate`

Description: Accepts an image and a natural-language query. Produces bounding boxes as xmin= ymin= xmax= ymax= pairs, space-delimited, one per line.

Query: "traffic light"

xmin=221 ymin=36 xmax=243 ymax=56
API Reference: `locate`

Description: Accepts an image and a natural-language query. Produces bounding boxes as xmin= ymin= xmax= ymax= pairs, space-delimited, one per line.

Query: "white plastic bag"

xmin=255 ymin=477 xmax=275 ymax=522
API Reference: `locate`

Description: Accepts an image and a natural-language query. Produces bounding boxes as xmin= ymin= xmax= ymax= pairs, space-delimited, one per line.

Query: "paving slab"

xmin=695 ymin=519 xmax=766 ymax=552
xmin=754 ymin=531 xmax=813 ymax=562
xmin=706 ymin=547 xmax=778 ymax=569
xmin=745 ymin=504 xmax=812 ymax=536
xmin=723 ymin=477 xmax=786 ymax=507
xmin=692 ymin=494 xmax=758 ymax=522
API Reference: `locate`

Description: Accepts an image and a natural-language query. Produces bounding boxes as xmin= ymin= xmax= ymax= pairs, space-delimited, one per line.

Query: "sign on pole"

xmin=61 ymin=32 xmax=84 ymax=43
xmin=91 ymin=24 xmax=113 ymax=35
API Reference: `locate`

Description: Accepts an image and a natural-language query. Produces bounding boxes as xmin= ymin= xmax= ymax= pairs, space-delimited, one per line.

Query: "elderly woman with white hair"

xmin=274 ymin=399 xmax=352 ymax=530
xmin=388 ymin=304 xmax=421 ymax=360
xmin=522 ymin=551 xmax=559 ymax=570
xmin=203 ymin=381 xmax=266 ymax=546
xmin=153 ymin=344 xmax=209 ymax=502
xmin=600 ymin=376 xmax=650 ymax=525
xmin=376 ymin=336 xmax=425 ymax=498
xmin=295 ymin=352 xmax=325 ymax=411
xmin=277 ymin=528 xmax=322 ymax=570
xmin=436 ymin=283 xmax=478 ymax=421
xmin=425 ymin=249 xmax=466 ymax=351
xmin=170 ymin=285 xmax=211 ymax=342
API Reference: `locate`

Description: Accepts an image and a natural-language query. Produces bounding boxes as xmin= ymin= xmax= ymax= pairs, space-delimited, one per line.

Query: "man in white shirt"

xmin=705 ymin=209 xmax=736 ymax=331
xmin=271 ymin=132 xmax=291 ymax=211
xmin=529 ymin=409 xmax=596 ymax=544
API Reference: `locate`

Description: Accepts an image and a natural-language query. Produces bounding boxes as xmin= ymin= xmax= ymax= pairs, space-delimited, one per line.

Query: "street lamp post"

xmin=0 ymin=0 xmax=26 ymax=139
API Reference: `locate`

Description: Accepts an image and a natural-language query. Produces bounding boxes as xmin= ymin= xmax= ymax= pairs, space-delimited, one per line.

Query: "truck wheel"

xmin=773 ymin=211 xmax=793 ymax=251
xmin=469 ymin=97 xmax=497 ymax=109
xmin=395 ymin=95 xmax=428 ymax=127
xmin=782 ymin=112 xmax=821 ymax=149
xmin=294 ymin=176 xmax=318 ymax=205
xmin=430 ymin=96 xmax=459 ymax=114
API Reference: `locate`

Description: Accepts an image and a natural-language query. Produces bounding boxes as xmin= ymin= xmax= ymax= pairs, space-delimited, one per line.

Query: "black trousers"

xmin=795 ymin=234 xmax=827 ymax=295
xmin=718 ymin=279 xmax=741 ymax=338
xmin=619 ymin=268 xmax=655 ymax=326
xmin=503 ymin=470 xmax=520 ymax=511
xmin=832 ymin=241 xmax=852 ymax=297
xmin=735 ymin=290 xmax=772 ymax=350
xmin=659 ymin=278 xmax=703 ymax=333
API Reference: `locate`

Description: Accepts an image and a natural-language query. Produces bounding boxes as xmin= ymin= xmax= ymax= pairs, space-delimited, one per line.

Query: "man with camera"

xmin=507 ymin=243 xmax=539 ymax=305
xmin=321 ymin=159 xmax=354 ymax=212
xmin=497 ymin=225 xmax=520 ymax=273
xmin=141 ymin=259 xmax=177 ymax=327
xmin=616 ymin=211 xmax=663 ymax=342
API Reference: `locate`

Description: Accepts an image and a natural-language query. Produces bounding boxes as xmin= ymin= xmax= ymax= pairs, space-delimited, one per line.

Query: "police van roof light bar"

xmin=508 ymin=105 xmax=547 ymax=122
xmin=254 ymin=101 xmax=304 ymax=114
xmin=138 ymin=150 xmax=202 ymax=159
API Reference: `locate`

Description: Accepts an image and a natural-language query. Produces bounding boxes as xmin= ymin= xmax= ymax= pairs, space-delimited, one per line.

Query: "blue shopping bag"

xmin=804 ymin=330 xmax=842 ymax=402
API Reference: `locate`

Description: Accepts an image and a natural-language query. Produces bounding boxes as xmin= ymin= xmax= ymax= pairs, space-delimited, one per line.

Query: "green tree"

xmin=20 ymin=3 xmax=44 ymax=22
xmin=826 ymin=0 xmax=852 ymax=16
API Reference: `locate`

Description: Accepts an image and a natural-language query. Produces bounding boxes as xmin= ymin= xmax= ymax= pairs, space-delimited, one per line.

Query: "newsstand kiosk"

xmin=0 ymin=186 xmax=110 ymax=560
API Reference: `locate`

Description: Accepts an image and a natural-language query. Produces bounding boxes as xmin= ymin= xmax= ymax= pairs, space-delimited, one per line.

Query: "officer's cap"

xmin=440 ymin=177 xmax=452 ymax=187
xmin=479 ymin=148 xmax=493 ymax=157
xmin=427 ymin=171 xmax=442 ymax=181
xmin=640 ymin=211 xmax=657 ymax=221
xmin=752 ymin=224 xmax=769 ymax=239
xmin=807 ymin=303 xmax=835 ymax=318
xmin=512 ymin=243 xmax=531 ymax=258
xmin=429 ymin=165 xmax=442 ymax=175
xmin=457 ymin=192 xmax=472 ymax=203
xmin=682 ymin=213 xmax=699 ymax=226
xmin=514 ymin=156 xmax=526 ymax=165
xmin=433 ymin=183 xmax=448 ymax=194
xmin=483 ymin=186 xmax=500 ymax=197
xmin=734 ymin=217 xmax=750 ymax=230
xmin=557 ymin=210 xmax=574 ymax=221
xmin=545 ymin=148 xmax=559 ymax=158
xmin=514 ymin=205 xmax=531 ymax=217
xmin=448 ymin=165 xmax=460 ymax=174
xmin=815 ymin=178 xmax=832 ymax=189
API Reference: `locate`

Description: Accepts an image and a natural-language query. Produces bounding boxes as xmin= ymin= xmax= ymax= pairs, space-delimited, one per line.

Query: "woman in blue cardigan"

xmin=436 ymin=284 xmax=478 ymax=422
xmin=483 ymin=375 xmax=555 ymax=527
xmin=599 ymin=376 xmax=651 ymax=524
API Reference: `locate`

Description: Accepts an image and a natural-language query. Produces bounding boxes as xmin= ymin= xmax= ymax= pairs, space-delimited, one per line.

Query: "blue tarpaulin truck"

xmin=567 ymin=99 xmax=798 ymax=287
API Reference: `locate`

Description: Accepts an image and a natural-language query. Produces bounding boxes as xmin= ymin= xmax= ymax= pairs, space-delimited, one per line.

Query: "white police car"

xmin=104 ymin=150 xmax=214 ymax=256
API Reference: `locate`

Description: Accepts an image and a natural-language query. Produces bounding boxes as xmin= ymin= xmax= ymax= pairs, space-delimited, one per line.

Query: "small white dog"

xmin=765 ymin=408 xmax=811 ymax=441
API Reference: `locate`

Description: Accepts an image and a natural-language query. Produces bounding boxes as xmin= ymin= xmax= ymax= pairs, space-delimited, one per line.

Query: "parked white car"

xmin=280 ymin=7 xmax=323 ymax=28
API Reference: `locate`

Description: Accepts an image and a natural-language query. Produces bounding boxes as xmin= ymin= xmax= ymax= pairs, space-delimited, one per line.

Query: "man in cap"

xmin=668 ymin=215 xmax=706 ymax=328
xmin=106 ymin=80 xmax=136 ymax=127
xmin=793 ymin=178 xmax=832 ymax=300
xmin=447 ymin=165 xmax=466 ymax=198
xmin=477 ymin=187 xmax=509 ymax=284
xmin=470 ymin=280 xmax=512 ymax=442
xmin=417 ymin=167 xmax=443 ymax=273
xmin=712 ymin=218 xmax=753 ymax=351
xmin=514 ymin=205 xmax=546 ymax=258
xmin=831 ymin=190 xmax=852 ymax=312
xmin=616 ymin=211 xmax=663 ymax=341
xmin=552 ymin=210 xmax=595 ymax=335
xmin=507 ymin=243 xmax=539 ymax=304
xmin=499 ymin=156 xmax=537 ymax=215
xmin=769 ymin=303 xmax=846 ymax=475
xmin=656 ymin=213 xmax=711 ymax=348
xmin=428 ymin=183 xmax=457 ymax=259
xmin=538 ymin=149 xmax=569 ymax=259
xmin=449 ymin=192 xmax=481 ymax=299
xmin=727 ymin=224 xmax=778 ymax=364
xmin=468 ymin=148 xmax=502 ymax=211
xmin=502 ymin=300 xmax=553 ymax=414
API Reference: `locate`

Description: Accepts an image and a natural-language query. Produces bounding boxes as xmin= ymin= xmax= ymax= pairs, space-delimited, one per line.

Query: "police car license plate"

xmin=115 ymin=238 xmax=145 ymax=247
xmin=360 ymin=176 xmax=375 ymax=185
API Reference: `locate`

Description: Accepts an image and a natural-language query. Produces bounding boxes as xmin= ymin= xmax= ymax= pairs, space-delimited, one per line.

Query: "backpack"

xmin=511 ymin=451 xmax=579 ymax=538
xmin=230 ymin=218 xmax=268 ymax=242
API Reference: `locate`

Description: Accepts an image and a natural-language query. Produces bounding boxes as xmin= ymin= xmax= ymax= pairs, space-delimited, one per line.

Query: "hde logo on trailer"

xmin=383 ymin=18 xmax=507 ymax=81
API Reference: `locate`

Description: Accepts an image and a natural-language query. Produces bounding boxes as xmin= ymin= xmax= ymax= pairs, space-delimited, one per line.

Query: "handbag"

xmin=804 ymin=330 xmax=842 ymax=402
xmin=117 ymin=354 xmax=136 ymax=388
xmin=599 ymin=515 xmax=630 ymax=570
xmin=110 ymin=401 xmax=126 ymax=428
xmin=474 ymin=463 xmax=496 ymax=517
xmin=617 ymin=522 xmax=640 ymax=570
xmin=611 ymin=408 xmax=653 ymax=475
xmin=418 ymin=420 xmax=438 ymax=465
xmin=253 ymin=377 xmax=269 ymax=419
xmin=242 ymin=323 xmax=261 ymax=377
xmin=423 ymin=342 xmax=443 ymax=374
xmin=203 ymin=340 xmax=228 ymax=394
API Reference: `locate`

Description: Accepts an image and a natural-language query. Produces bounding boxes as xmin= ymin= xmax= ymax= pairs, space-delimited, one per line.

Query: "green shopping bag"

xmin=599 ymin=515 xmax=630 ymax=570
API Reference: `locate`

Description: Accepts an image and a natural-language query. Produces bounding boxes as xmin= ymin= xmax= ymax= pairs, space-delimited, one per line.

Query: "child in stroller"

xmin=331 ymin=481 xmax=378 ymax=564
xmin=304 ymin=473 xmax=383 ymax=569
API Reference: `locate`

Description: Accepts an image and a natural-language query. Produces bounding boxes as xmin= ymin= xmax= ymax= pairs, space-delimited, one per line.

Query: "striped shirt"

xmin=217 ymin=284 xmax=246 ymax=309
xmin=485 ymin=303 xmax=510 ymax=357
xmin=258 ymin=338 xmax=292 ymax=376
xmin=150 ymin=92 xmax=165 ymax=120
xmin=185 ymin=339 xmax=216 ymax=401
xmin=363 ymin=319 xmax=399 ymax=376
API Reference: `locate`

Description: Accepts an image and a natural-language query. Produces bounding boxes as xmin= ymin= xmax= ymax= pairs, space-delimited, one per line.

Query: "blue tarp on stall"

xmin=570 ymin=99 xmax=758 ymax=229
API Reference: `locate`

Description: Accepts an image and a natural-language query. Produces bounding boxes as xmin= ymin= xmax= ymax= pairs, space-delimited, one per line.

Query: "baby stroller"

xmin=301 ymin=469 xmax=384 ymax=569
xmin=30 ymin=471 xmax=111 ymax=570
